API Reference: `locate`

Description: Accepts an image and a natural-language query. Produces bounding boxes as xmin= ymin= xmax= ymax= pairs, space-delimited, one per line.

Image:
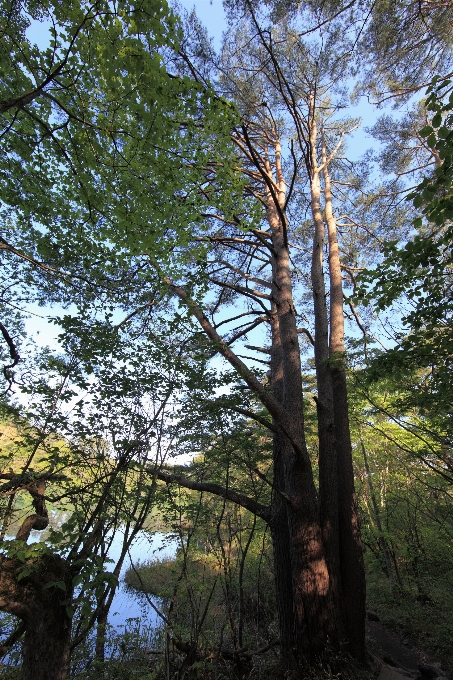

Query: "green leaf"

xmin=17 ymin=567 xmax=31 ymax=581
xmin=72 ymin=574 xmax=85 ymax=588
xmin=81 ymin=603 xmax=92 ymax=618
xmin=432 ymin=113 xmax=442 ymax=128
xmin=419 ymin=126 xmax=433 ymax=138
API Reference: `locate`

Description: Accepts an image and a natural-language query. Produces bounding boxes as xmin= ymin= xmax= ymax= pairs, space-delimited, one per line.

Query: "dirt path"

xmin=366 ymin=617 xmax=451 ymax=680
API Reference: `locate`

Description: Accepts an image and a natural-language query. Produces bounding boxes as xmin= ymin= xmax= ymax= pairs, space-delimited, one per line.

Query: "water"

xmin=0 ymin=525 xmax=178 ymax=668
xmin=2 ymin=526 xmax=178 ymax=634
xmin=105 ymin=530 xmax=178 ymax=630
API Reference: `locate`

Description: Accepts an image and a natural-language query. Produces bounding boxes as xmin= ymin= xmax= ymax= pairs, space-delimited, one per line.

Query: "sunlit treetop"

xmin=0 ymin=0 xmax=249 ymax=287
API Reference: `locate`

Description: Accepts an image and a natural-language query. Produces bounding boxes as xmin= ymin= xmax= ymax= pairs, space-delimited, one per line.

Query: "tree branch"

xmin=226 ymin=317 xmax=269 ymax=346
xmin=163 ymin=276 xmax=306 ymax=460
xmin=0 ymin=322 xmax=20 ymax=386
xmin=0 ymin=622 xmax=26 ymax=656
xmin=156 ymin=471 xmax=271 ymax=522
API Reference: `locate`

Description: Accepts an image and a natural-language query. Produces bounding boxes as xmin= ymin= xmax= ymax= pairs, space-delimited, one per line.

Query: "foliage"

xmin=0 ymin=322 xmax=203 ymax=672
xmin=357 ymin=78 xmax=453 ymax=443
xmin=0 ymin=1 xmax=250 ymax=668
xmin=70 ymin=620 xmax=164 ymax=679
xmin=348 ymin=376 xmax=453 ymax=665
xmin=0 ymin=0 xmax=242 ymax=265
xmin=264 ymin=0 xmax=453 ymax=99
xmin=124 ymin=423 xmax=277 ymax=676
xmin=2 ymin=0 xmax=453 ymax=676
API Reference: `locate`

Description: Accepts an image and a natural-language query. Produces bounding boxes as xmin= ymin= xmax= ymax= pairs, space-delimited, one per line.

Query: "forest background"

xmin=1 ymin=0 xmax=453 ymax=678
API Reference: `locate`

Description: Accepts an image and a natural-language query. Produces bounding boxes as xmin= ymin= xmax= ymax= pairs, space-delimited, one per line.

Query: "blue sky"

xmin=20 ymin=0 xmax=409 ymax=357
xmin=178 ymin=0 xmax=226 ymax=48
xmin=25 ymin=0 xmax=384 ymax=157
xmin=177 ymin=0 xmax=388 ymax=170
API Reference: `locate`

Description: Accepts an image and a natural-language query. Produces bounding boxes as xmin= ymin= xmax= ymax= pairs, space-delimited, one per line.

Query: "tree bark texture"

xmin=266 ymin=162 xmax=339 ymax=658
xmin=0 ymin=553 xmax=73 ymax=680
xmin=164 ymin=123 xmax=365 ymax=663
xmin=309 ymin=164 xmax=341 ymax=618
xmin=324 ymin=158 xmax=366 ymax=660
xmin=269 ymin=304 xmax=298 ymax=651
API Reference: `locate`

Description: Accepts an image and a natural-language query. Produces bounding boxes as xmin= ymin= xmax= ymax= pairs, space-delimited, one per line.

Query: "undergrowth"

xmin=366 ymin=571 xmax=453 ymax=670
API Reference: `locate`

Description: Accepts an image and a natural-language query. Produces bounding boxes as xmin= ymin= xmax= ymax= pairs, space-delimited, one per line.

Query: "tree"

xmin=137 ymin=423 xmax=275 ymax=676
xmin=0 ymin=0 xmax=241 ymax=394
xmin=358 ymin=77 xmax=453 ymax=463
xmin=139 ymin=0 xmax=370 ymax=661
xmin=0 ymin=2 xmax=246 ymax=675
xmin=0 ymin=316 xmax=203 ymax=678
xmin=4 ymin=0 xmax=451 ymax=672
xmin=265 ymin=0 xmax=453 ymax=101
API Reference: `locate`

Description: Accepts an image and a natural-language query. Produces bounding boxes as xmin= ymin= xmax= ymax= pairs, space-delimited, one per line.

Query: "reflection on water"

xmin=106 ymin=530 xmax=178 ymax=630
xmin=0 ymin=522 xmax=178 ymax=666
xmin=11 ymin=523 xmax=178 ymax=633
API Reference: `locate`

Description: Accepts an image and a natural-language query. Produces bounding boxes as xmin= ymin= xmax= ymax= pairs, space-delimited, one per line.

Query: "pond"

xmin=1 ymin=523 xmax=178 ymax=646
xmin=104 ymin=529 xmax=178 ymax=631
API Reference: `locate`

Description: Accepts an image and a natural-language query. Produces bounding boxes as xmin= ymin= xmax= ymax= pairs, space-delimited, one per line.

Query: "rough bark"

xmin=323 ymin=156 xmax=366 ymax=660
xmin=95 ymin=604 xmax=109 ymax=663
xmin=0 ymin=553 xmax=73 ymax=680
xmin=309 ymin=162 xmax=341 ymax=615
xmin=0 ymin=478 xmax=74 ymax=680
xmin=266 ymin=145 xmax=338 ymax=658
xmin=269 ymin=304 xmax=298 ymax=651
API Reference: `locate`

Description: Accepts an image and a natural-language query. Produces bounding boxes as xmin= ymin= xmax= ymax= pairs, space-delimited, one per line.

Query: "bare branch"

xmin=226 ymin=317 xmax=268 ymax=345
xmin=244 ymin=345 xmax=271 ymax=354
xmin=297 ymin=327 xmax=315 ymax=346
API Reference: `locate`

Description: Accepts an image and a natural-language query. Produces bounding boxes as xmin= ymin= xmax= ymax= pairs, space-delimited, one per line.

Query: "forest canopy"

xmin=0 ymin=0 xmax=452 ymax=678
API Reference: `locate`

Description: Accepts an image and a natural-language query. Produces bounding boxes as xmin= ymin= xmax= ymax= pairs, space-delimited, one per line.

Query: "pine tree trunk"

xmin=269 ymin=466 xmax=298 ymax=651
xmin=267 ymin=169 xmax=338 ymax=658
xmin=269 ymin=305 xmax=298 ymax=651
xmin=323 ymin=158 xmax=366 ymax=661
xmin=309 ymin=167 xmax=341 ymax=617
xmin=331 ymin=366 xmax=366 ymax=659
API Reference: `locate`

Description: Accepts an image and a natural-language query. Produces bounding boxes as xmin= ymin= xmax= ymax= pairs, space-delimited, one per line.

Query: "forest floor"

xmin=364 ymin=567 xmax=453 ymax=680
xmin=366 ymin=616 xmax=452 ymax=680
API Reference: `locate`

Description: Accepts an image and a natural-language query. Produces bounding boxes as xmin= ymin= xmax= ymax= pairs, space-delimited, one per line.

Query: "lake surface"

xmin=0 ymin=526 xmax=178 ymax=665
xmin=23 ymin=524 xmax=179 ymax=634
xmin=105 ymin=530 xmax=178 ymax=631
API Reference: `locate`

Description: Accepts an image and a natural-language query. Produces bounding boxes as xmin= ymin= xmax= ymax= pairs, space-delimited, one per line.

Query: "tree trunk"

xmin=269 ymin=486 xmax=297 ymax=651
xmin=22 ymin=603 xmax=72 ymax=680
xmin=95 ymin=604 xmax=109 ymax=664
xmin=309 ymin=164 xmax=341 ymax=617
xmin=269 ymin=304 xmax=298 ymax=651
xmin=0 ymin=553 xmax=73 ymax=680
xmin=323 ymin=156 xmax=366 ymax=660
xmin=266 ymin=151 xmax=339 ymax=658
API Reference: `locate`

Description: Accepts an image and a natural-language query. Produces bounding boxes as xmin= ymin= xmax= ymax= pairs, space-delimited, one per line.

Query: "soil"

xmin=366 ymin=618 xmax=451 ymax=678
